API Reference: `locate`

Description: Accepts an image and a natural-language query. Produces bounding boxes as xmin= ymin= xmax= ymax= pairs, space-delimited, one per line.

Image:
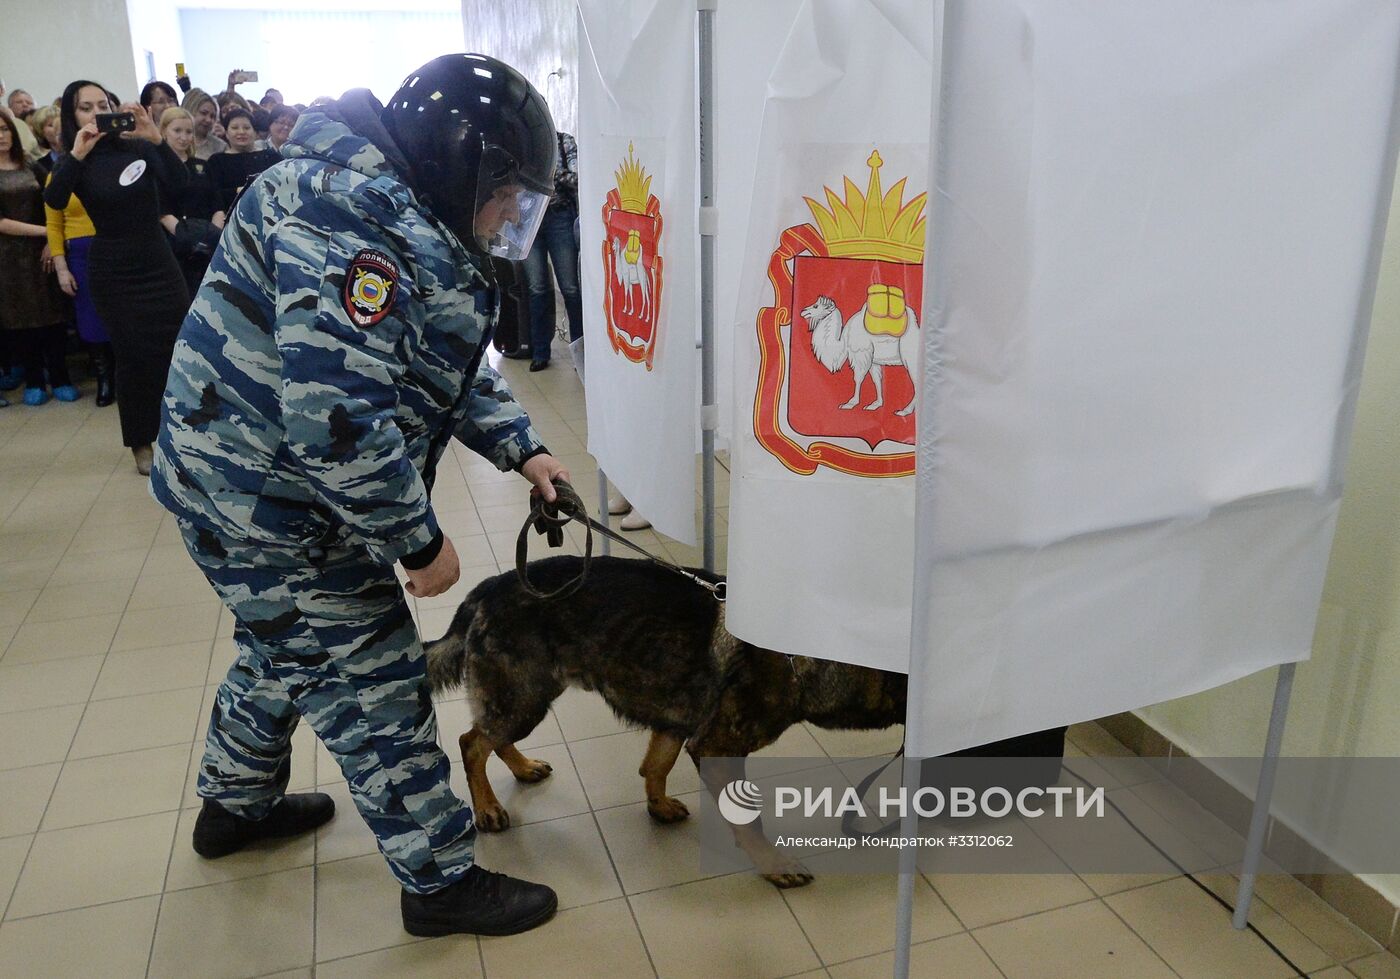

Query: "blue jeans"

xmin=523 ymin=205 xmax=583 ymax=361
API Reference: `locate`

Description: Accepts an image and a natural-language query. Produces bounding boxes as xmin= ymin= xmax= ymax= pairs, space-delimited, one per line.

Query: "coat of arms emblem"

xmin=754 ymin=150 xmax=926 ymax=477
xmin=601 ymin=143 xmax=664 ymax=369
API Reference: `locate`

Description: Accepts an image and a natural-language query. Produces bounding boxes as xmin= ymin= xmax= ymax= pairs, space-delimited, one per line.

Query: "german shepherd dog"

xmin=425 ymin=555 xmax=906 ymax=888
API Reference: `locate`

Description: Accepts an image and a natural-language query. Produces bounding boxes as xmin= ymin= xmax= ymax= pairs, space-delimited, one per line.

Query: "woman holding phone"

xmin=44 ymin=79 xmax=189 ymax=475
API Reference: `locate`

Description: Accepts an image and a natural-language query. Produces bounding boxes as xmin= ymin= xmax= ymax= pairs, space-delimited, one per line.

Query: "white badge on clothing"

xmin=118 ymin=159 xmax=146 ymax=186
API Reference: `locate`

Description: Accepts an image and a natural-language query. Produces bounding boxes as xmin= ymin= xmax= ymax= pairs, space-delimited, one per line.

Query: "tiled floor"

xmin=0 ymin=347 xmax=1398 ymax=978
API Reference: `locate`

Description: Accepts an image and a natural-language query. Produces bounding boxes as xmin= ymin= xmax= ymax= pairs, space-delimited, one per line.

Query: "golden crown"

xmin=613 ymin=143 xmax=652 ymax=215
xmin=804 ymin=150 xmax=927 ymax=263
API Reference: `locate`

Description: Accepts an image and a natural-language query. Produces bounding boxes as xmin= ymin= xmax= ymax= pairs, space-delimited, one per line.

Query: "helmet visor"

xmin=473 ymin=142 xmax=554 ymax=260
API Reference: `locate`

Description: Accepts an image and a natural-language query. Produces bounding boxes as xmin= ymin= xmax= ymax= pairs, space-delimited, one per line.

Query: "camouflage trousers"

xmin=179 ymin=521 xmax=475 ymax=894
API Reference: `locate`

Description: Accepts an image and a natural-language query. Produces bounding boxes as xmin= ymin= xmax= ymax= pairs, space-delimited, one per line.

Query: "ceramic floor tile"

xmin=782 ymin=873 xmax=961 ymax=964
xmin=1251 ymin=873 xmax=1386 ymax=964
xmin=64 ymin=516 xmax=160 ymax=555
xmin=0 ymin=894 xmax=159 ymax=979
xmin=111 ymin=601 xmax=220 ymax=652
xmin=0 ymin=612 xmax=122 ymax=665
xmin=0 ymin=835 xmax=30 ymax=917
xmin=315 ymin=854 xmax=422 ymax=962
xmin=973 ymin=899 xmax=1178 ymax=979
xmin=0 ymin=557 xmax=60 ymax=595
xmin=474 ymin=812 xmax=623 ymax=910
xmin=570 ymin=730 xmax=703 ymax=811
xmin=206 ymin=636 xmax=238 ymax=684
xmin=47 ymin=546 xmax=150 ymax=586
xmin=68 ymin=687 xmax=205 ymax=758
xmin=0 ymin=655 xmax=104 ymax=713
xmin=148 ymin=866 xmax=314 ymax=979
xmin=1107 ymin=875 xmax=1325 ymax=977
xmin=827 ymin=932 xmax=1002 ymax=979
xmin=927 ymin=869 xmax=1095 ymax=931
xmin=594 ymin=791 xmax=715 ymax=895
xmin=24 ymin=578 xmax=135 ymax=625
xmin=1351 ymin=951 xmax=1400 ymax=979
xmin=480 ymin=898 xmax=653 ymax=979
xmin=42 ymin=744 xmax=190 ymax=831
xmin=631 ymin=874 xmax=821 ymax=979
xmin=91 ymin=640 xmax=213 ymax=701
xmin=551 ymin=686 xmax=636 ymax=742
xmin=805 ymin=724 xmax=905 ymax=760
xmin=7 ymin=811 xmax=178 ymax=918
xmin=126 ymin=571 xmax=222 ymax=611
xmin=312 ymin=781 xmax=380 ymax=865
xmin=316 ymin=936 xmax=482 ymax=979
xmin=0 ymin=764 xmax=60 ymax=838
xmin=1196 ymin=872 xmax=1342 ymax=974
xmin=0 ymin=589 xmax=39 ymax=630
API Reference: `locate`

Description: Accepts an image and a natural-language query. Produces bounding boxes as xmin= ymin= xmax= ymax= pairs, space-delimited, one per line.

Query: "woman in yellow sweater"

xmin=45 ymin=162 xmax=114 ymax=406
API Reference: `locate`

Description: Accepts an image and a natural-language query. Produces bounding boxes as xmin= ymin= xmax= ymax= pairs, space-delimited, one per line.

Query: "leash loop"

xmin=515 ymin=477 xmax=727 ymax=602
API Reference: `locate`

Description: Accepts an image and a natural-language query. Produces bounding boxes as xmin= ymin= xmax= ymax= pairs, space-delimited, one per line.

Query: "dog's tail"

xmin=424 ymin=596 xmax=477 ymax=694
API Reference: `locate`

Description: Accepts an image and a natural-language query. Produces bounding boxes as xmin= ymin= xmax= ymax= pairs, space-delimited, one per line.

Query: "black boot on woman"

xmin=93 ymin=344 xmax=115 ymax=407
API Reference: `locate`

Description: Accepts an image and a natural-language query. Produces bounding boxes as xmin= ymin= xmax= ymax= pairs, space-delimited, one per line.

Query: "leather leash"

xmin=515 ymin=478 xmax=727 ymax=603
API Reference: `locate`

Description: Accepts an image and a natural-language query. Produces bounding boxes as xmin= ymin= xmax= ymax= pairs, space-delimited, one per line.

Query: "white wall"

xmin=126 ymin=0 xmax=185 ymax=89
xmin=1 ymin=0 xmax=140 ymax=107
xmin=461 ymin=0 xmax=577 ymax=133
xmin=178 ymin=8 xmax=463 ymax=107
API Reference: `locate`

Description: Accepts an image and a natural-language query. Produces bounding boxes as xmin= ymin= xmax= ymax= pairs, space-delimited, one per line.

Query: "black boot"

xmin=401 ymin=865 xmax=558 ymax=937
xmin=94 ymin=346 xmax=115 ymax=407
xmin=192 ymin=793 xmax=335 ymax=858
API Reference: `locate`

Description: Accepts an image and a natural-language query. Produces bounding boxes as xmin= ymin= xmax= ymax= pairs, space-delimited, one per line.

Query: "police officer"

xmin=152 ymin=54 xmax=567 ymax=937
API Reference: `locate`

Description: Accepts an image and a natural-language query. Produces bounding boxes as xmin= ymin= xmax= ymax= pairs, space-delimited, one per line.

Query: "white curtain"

xmin=910 ymin=0 xmax=1400 ymax=754
xmin=724 ymin=0 xmax=937 ymax=671
xmin=576 ymin=0 xmax=699 ymax=544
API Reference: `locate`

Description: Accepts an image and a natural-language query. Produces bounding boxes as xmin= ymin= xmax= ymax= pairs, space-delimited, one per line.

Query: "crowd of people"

xmin=0 ymin=64 xmax=590 ymax=482
xmin=0 ymin=70 xmax=299 ymax=472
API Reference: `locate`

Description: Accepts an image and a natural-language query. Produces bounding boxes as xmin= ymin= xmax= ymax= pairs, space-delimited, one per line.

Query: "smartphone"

xmin=175 ymin=62 xmax=186 ymax=78
xmin=243 ymin=70 xmax=259 ymax=83
xmin=96 ymin=112 xmax=136 ymax=134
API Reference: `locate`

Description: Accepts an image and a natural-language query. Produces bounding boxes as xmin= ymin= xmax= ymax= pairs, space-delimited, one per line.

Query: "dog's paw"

xmin=646 ymin=796 xmax=691 ymax=824
xmin=475 ymin=803 xmax=512 ymax=832
xmin=511 ymin=758 xmax=553 ymax=783
xmin=760 ymin=861 xmax=814 ymax=889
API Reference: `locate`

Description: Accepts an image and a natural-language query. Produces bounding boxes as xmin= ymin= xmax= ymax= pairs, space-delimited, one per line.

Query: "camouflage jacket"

xmin=151 ymin=91 xmax=543 ymax=565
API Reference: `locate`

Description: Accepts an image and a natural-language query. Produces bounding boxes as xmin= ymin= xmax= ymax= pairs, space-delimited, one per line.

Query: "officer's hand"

xmin=404 ymin=535 xmax=460 ymax=598
xmin=520 ymin=454 xmax=572 ymax=504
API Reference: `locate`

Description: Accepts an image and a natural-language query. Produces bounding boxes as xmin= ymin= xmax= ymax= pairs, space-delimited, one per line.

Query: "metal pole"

xmin=1232 ymin=662 xmax=1297 ymax=929
xmin=895 ymin=4 xmax=951 ymax=976
xmin=597 ymin=469 xmax=611 ymax=556
xmin=698 ymin=0 xmax=718 ymax=574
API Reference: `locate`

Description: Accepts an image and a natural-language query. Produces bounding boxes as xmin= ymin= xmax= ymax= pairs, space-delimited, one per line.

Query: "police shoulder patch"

xmin=342 ymin=248 xmax=400 ymax=328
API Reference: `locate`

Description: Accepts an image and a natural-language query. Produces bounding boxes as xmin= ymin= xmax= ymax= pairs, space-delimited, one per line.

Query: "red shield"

xmin=754 ymin=225 xmax=920 ymax=478
xmin=601 ymin=189 xmax=664 ymax=369
xmin=788 ymin=255 xmax=920 ymax=449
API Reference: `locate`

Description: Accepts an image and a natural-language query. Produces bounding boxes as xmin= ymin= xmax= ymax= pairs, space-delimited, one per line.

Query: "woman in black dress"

xmin=158 ymin=107 xmax=224 ymax=301
xmin=207 ymin=109 xmax=279 ymax=214
xmin=44 ymin=80 xmax=190 ymax=475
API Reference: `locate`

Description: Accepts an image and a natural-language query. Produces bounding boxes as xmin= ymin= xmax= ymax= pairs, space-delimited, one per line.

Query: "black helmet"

xmin=381 ymin=54 xmax=557 ymax=259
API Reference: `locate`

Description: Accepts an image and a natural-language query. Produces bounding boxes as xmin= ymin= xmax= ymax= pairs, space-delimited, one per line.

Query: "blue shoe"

xmin=53 ymin=385 xmax=81 ymax=402
xmin=0 ymin=368 xmax=23 ymax=391
xmin=0 ymin=397 xmax=9 ymax=408
xmin=22 ymin=388 xmax=49 ymax=406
